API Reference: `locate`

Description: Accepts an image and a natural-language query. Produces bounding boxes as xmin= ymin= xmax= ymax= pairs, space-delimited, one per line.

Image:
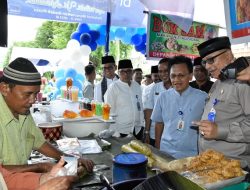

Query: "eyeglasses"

xmin=119 ymin=69 xmax=133 ymax=75
xmin=103 ymin=66 xmax=114 ymax=70
xmin=201 ymin=50 xmax=227 ymax=65
xmin=170 ymin=73 xmax=190 ymax=80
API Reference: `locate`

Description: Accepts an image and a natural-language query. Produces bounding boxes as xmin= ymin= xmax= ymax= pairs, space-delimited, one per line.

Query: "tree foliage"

xmin=6 ymin=20 xmax=134 ymax=73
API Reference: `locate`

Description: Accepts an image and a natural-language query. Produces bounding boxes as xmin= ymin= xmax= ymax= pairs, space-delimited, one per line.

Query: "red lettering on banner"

xmin=152 ymin=16 xmax=162 ymax=32
xmin=195 ymin=25 xmax=205 ymax=38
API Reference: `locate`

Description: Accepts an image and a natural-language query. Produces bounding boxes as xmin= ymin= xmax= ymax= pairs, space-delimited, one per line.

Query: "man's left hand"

xmin=78 ymin=158 xmax=94 ymax=173
xmin=193 ymin=120 xmax=218 ymax=139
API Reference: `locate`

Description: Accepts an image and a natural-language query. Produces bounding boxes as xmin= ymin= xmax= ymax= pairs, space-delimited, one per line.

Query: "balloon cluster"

xmin=70 ymin=23 xmax=147 ymax=54
xmin=52 ymin=68 xmax=86 ymax=100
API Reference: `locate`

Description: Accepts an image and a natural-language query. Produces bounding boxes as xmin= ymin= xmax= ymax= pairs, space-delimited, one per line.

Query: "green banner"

xmin=147 ymin=12 xmax=219 ymax=59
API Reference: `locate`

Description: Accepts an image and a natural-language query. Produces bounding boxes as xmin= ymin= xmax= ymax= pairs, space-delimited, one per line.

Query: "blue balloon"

xmin=115 ymin=28 xmax=125 ymax=39
xmin=80 ymin=33 xmax=92 ymax=45
xmin=70 ymin=31 xmax=81 ymax=41
xmin=89 ymin=30 xmax=100 ymax=41
xmin=78 ymin=90 xmax=83 ymax=98
xmin=140 ymin=49 xmax=146 ymax=55
xmin=142 ymin=33 xmax=147 ymax=43
xmin=137 ymin=28 xmax=146 ymax=35
xmin=65 ymin=68 xmax=77 ymax=78
xmin=77 ymin=23 xmax=90 ymax=33
xmin=54 ymin=69 xmax=65 ymax=79
xmin=131 ymin=34 xmax=142 ymax=46
xmin=126 ymin=27 xmax=137 ymax=36
xmin=89 ymin=41 xmax=97 ymax=51
xmin=56 ymin=78 xmax=66 ymax=89
xmin=74 ymin=80 xmax=83 ymax=91
xmin=135 ymin=42 xmax=146 ymax=52
xmin=75 ymin=73 xmax=85 ymax=82
xmin=121 ymin=34 xmax=132 ymax=44
xmin=96 ymin=34 xmax=106 ymax=46
xmin=98 ymin=25 xmax=106 ymax=35
xmin=52 ymin=89 xmax=61 ymax=100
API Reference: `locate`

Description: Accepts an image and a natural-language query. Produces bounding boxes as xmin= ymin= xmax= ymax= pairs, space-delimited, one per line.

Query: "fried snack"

xmin=185 ymin=149 xmax=244 ymax=183
xmin=129 ymin=140 xmax=152 ymax=156
xmin=79 ymin=109 xmax=93 ymax=117
xmin=63 ymin=110 xmax=78 ymax=119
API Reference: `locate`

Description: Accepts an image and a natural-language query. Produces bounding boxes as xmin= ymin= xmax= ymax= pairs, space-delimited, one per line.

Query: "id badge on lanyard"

xmin=208 ymin=98 xmax=218 ymax=122
xmin=177 ymin=110 xmax=184 ymax=130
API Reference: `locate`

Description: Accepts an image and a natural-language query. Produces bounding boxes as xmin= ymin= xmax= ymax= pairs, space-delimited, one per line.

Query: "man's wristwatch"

xmin=144 ymin=130 xmax=149 ymax=134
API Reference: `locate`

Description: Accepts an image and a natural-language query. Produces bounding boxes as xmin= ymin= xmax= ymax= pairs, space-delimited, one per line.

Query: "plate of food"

xmin=180 ymin=149 xmax=247 ymax=190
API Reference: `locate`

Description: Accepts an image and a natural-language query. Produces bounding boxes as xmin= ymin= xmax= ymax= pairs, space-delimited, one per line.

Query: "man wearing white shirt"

xmin=104 ymin=59 xmax=144 ymax=139
xmin=94 ymin=55 xmax=119 ymax=102
xmin=142 ymin=65 xmax=160 ymax=109
xmin=144 ymin=58 xmax=172 ymax=146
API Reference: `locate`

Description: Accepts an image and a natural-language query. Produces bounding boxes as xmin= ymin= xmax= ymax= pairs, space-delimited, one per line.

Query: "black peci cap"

xmin=118 ymin=59 xmax=133 ymax=70
xmin=197 ymin=36 xmax=231 ymax=58
xmin=151 ymin=65 xmax=158 ymax=74
xmin=102 ymin=55 xmax=115 ymax=64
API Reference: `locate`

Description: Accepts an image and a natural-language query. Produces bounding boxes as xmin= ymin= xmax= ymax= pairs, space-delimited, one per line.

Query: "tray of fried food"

xmin=182 ymin=149 xmax=246 ymax=190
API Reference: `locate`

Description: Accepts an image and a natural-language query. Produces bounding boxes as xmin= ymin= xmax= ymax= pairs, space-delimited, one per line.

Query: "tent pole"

xmin=105 ymin=10 xmax=111 ymax=55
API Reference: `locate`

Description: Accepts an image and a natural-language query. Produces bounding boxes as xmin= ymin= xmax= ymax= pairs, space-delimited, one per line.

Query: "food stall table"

xmin=73 ymin=136 xmax=174 ymax=189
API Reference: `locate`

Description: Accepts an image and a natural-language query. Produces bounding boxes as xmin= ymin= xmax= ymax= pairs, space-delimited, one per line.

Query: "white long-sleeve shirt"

xmin=94 ymin=76 xmax=119 ymax=102
xmin=104 ymin=80 xmax=144 ymax=135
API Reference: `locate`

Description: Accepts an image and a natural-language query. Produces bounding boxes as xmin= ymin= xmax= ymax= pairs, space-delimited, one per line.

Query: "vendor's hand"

xmin=237 ymin=66 xmax=250 ymax=82
xmin=40 ymin=157 xmax=67 ymax=184
xmin=78 ymin=157 xmax=94 ymax=173
xmin=37 ymin=176 xmax=78 ymax=190
xmin=192 ymin=120 xmax=218 ymax=139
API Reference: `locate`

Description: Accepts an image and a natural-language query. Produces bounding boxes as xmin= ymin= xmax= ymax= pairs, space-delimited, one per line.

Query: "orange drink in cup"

xmin=102 ymin=103 xmax=111 ymax=120
xmin=91 ymin=101 xmax=96 ymax=115
xmin=71 ymin=86 xmax=79 ymax=102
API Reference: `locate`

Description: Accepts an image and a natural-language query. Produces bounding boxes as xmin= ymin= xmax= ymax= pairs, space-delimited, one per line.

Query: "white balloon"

xmin=73 ymin=62 xmax=85 ymax=76
xmin=79 ymin=45 xmax=91 ymax=56
xmin=59 ymin=58 xmax=74 ymax=70
xmin=66 ymin=39 xmax=80 ymax=50
xmin=69 ymin=49 xmax=83 ymax=64
xmin=81 ymin=55 xmax=90 ymax=66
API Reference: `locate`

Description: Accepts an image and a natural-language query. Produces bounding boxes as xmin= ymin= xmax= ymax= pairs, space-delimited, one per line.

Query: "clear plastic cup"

xmin=102 ymin=103 xmax=111 ymax=120
xmin=71 ymin=86 xmax=79 ymax=102
xmin=91 ymin=100 xmax=96 ymax=115
xmin=60 ymin=86 xmax=67 ymax=99
xmin=95 ymin=102 xmax=103 ymax=116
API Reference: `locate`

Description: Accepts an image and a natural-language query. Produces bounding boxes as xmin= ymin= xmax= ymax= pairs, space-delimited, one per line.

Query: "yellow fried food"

xmin=129 ymin=140 xmax=152 ymax=156
xmin=186 ymin=149 xmax=244 ymax=183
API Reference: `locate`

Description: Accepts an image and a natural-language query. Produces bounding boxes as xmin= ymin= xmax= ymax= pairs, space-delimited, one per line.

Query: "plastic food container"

xmin=62 ymin=119 xmax=110 ymax=137
xmin=38 ymin=122 xmax=63 ymax=141
xmin=113 ymin=153 xmax=148 ymax=183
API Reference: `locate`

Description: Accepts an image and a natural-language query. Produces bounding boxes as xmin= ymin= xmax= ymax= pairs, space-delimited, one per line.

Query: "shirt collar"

xmin=173 ymin=86 xmax=192 ymax=97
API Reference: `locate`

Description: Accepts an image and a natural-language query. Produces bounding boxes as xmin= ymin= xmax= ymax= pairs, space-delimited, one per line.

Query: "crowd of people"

xmin=0 ymin=36 xmax=250 ymax=189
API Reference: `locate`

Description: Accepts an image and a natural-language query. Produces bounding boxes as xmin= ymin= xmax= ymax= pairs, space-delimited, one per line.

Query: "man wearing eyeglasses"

xmin=193 ymin=36 xmax=250 ymax=167
xmin=104 ymin=59 xmax=144 ymax=140
xmin=94 ymin=55 xmax=119 ymax=102
xmin=151 ymin=56 xmax=207 ymax=158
